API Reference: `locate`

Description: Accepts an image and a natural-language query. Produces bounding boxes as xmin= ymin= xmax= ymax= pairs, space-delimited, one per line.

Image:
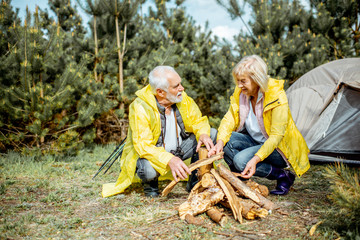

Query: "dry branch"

xmin=217 ymin=163 xmax=275 ymax=210
xmin=161 ymin=152 xmax=224 ymax=197
xmin=210 ymin=169 xmax=243 ymax=223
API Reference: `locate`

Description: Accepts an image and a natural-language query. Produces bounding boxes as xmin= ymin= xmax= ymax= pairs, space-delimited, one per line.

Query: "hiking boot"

xmin=266 ymin=167 xmax=295 ymax=195
xmin=143 ymin=179 xmax=159 ymax=198
xmin=186 ymin=170 xmax=199 ymax=193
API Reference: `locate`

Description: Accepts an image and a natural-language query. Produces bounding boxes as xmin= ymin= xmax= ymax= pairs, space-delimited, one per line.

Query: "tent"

xmin=286 ymin=58 xmax=360 ymax=164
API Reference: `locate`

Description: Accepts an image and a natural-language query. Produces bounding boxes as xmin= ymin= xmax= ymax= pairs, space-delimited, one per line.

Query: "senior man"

xmin=102 ymin=66 xmax=216 ymax=198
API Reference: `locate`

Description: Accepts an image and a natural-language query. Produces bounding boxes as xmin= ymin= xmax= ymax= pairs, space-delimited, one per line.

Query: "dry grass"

xmin=0 ymin=145 xmax=339 ymax=239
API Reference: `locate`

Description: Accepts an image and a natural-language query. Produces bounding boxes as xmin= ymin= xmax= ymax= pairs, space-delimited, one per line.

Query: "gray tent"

xmin=286 ymin=58 xmax=360 ymax=164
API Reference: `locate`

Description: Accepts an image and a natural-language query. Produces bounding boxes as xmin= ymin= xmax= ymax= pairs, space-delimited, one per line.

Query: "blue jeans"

xmin=136 ymin=128 xmax=217 ymax=182
xmin=223 ymin=132 xmax=287 ymax=177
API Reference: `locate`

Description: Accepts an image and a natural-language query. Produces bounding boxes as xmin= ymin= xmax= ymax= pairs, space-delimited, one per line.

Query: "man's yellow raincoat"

xmin=217 ymin=78 xmax=310 ymax=177
xmin=102 ymin=85 xmax=210 ymax=197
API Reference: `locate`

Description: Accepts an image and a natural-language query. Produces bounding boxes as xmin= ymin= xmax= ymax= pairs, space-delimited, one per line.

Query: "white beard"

xmin=167 ymin=92 xmax=183 ymax=103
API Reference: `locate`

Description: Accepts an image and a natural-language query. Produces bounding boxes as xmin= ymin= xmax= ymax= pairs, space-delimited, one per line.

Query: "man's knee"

xmin=136 ymin=158 xmax=159 ymax=182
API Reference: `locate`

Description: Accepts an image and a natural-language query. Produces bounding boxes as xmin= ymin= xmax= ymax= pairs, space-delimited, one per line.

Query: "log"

xmin=161 ymin=152 xmax=224 ymax=197
xmin=198 ymin=148 xmax=212 ymax=178
xmin=232 ymin=173 xmax=269 ymax=197
xmin=239 ymin=198 xmax=268 ymax=220
xmin=185 ymin=214 xmax=204 ymax=226
xmin=245 ymin=180 xmax=269 ymax=197
xmin=210 ymin=169 xmax=243 ymax=223
xmin=178 ymin=186 xmax=225 ymax=219
xmin=206 ymin=207 xmax=227 ymax=226
xmin=217 ymin=163 xmax=275 ymax=210
xmin=201 ymin=173 xmax=217 ymax=188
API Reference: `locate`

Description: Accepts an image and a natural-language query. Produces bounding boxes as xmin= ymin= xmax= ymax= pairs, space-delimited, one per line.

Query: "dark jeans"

xmin=223 ymin=132 xmax=287 ymax=177
xmin=136 ymin=128 xmax=217 ymax=182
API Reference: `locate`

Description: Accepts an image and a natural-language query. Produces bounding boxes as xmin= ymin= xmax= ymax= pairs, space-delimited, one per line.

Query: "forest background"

xmin=0 ymin=0 xmax=359 ymax=155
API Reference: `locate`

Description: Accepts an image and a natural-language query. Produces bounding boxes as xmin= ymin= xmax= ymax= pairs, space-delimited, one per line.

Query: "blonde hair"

xmin=232 ymin=55 xmax=269 ymax=92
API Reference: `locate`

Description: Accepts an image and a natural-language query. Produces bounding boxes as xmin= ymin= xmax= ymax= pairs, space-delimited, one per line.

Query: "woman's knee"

xmin=233 ymin=155 xmax=248 ymax=172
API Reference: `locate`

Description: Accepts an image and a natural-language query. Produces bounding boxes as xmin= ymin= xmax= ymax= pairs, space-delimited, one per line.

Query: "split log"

xmin=161 ymin=152 xmax=224 ymax=197
xmin=207 ymin=207 xmax=227 ymax=226
xmin=245 ymin=180 xmax=269 ymax=197
xmin=178 ymin=186 xmax=225 ymax=219
xmin=201 ymin=173 xmax=217 ymax=188
xmin=217 ymin=163 xmax=275 ymax=210
xmin=198 ymin=148 xmax=212 ymax=178
xmin=210 ymin=169 xmax=243 ymax=223
xmin=239 ymin=198 xmax=268 ymax=220
xmin=232 ymin=172 xmax=269 ymax=197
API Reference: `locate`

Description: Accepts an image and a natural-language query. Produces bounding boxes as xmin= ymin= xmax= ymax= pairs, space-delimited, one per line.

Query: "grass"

xmin=0 ymin=144 xmax=355 ymax=239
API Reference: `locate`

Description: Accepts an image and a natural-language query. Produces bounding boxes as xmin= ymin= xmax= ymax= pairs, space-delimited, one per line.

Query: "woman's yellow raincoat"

xmin=102 ymin=85 xmax=210 ymax=197
xmin=217 ymin=78 xmax=310 ymax=177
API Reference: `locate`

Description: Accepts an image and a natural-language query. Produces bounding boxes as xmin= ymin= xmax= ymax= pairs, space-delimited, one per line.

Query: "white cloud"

xmin=211 ymin=25 xmax=239 ymax=41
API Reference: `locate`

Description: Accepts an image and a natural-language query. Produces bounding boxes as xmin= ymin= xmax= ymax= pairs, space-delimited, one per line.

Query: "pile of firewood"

xmin=162 ymin=148 xmax=275 ymax=226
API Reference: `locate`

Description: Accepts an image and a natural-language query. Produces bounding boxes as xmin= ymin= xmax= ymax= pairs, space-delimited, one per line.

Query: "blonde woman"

xmin=209 ymin=55 xmax=310 ymax=195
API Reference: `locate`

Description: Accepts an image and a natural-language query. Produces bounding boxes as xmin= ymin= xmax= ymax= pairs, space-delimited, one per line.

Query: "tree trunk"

xmin=93 ymin=15 xmax=98 ymax=82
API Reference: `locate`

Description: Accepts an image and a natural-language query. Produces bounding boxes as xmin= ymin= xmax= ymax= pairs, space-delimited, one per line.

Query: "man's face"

xmin=165 ymin=71 xmax=184 ymax=103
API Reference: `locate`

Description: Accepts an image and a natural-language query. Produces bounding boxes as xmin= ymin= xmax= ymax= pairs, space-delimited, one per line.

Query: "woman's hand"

xmin=239 ymin=155 xmax=261 ymax=179
xmin=196 ymin=134 xmax=215 ymax=152
xmin=208 ymin=140 xmax=224 ymax=157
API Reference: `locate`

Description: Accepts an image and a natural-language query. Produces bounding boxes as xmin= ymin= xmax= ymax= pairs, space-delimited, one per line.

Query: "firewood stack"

xmin=161 ymin=148 xmax=275 ymax=226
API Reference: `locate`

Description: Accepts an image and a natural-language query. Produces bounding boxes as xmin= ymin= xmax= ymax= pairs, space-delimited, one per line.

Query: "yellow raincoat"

xmin=102 ymin=85 xmax=210 ymax=197
xmin=217 ymin=78 xmax=310 ymax=177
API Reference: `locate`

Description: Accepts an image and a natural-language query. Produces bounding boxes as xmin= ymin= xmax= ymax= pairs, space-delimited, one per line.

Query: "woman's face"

xmin=236 ymin=73 xmax=260 ymax=97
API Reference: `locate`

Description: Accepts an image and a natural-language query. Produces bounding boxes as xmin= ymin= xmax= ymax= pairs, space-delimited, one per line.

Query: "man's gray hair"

xmin=148 ymin=66 xmax=177 ymax=94
xmin=232 ymin=55 xmax=269 ymax=92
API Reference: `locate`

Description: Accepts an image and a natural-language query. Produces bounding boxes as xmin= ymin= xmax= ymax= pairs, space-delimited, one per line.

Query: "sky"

xmin=11 ymin=0 xmax=250 ymax=42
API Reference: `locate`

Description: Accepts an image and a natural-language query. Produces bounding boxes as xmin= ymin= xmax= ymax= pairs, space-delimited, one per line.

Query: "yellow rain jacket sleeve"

xmin=102 ymin=85 xmax=210 ymax=198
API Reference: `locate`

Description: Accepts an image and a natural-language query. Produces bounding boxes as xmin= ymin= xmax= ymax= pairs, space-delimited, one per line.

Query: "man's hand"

xmin=168 ymin=156 xmax=191 ymax=182
xmin=208 ymin=140 xmax=224 ymax=157
xmin=239 ymin=155 xmax=261 ymax=179
xmin=196 ymin=134 xmax=215 ymax=153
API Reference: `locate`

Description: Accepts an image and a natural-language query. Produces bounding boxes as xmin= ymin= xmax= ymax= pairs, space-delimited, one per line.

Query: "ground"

xmin=0 ymin=144 xmax=336 ymax=239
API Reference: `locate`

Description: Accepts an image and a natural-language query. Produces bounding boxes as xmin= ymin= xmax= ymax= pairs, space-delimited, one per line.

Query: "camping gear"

xmin=286 ymin=58 xmax=360 ymax=164
xmin=92 ymin=137 xmax=127 ymax=179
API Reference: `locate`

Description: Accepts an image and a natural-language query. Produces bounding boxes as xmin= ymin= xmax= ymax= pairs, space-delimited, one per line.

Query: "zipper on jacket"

xmin=264 ymin=98 xmax=279 ymax=110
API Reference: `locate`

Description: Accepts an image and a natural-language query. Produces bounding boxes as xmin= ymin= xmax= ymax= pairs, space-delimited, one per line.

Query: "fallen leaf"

xmin=309 ymin=220 xmax=323 ymax=236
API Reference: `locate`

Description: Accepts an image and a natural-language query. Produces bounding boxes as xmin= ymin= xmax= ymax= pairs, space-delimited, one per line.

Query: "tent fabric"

xmin=286 ymin=58 xmax=360 ymax=163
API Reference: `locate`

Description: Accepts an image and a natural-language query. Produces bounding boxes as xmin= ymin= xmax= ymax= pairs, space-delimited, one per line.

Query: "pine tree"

xmin=103 ymin=0 xmax=141 ymax=111
xmin=322 ymin=163 xmax=360 ymax=237
xmin=217 ymin=0 xmax=359 ymax=82
xmin=145 ymin=0 xmax=235 ymax=125
xmin=76 ymin=0 xmax=105 ymax=82
xmin=0 ymin=2 xmax=116 ymax=153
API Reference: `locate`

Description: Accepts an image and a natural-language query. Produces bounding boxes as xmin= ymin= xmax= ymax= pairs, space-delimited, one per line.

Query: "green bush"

xmin=321 ymin=163 xmax=360 ymax=238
